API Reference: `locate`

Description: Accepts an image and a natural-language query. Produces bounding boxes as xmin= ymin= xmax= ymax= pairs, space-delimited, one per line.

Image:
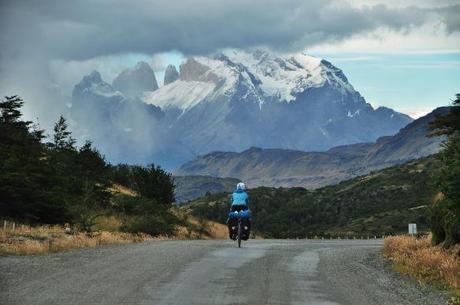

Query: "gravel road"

xmin=0 ymin=239 xmax=446 ymax=305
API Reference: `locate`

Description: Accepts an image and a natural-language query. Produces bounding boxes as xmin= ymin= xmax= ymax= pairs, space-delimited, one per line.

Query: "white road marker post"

xmin=408 ymin=223 xmax=417 ymax=236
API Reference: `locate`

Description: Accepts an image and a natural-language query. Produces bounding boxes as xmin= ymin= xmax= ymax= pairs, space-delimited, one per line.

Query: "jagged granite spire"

xmin=164 ymin=64 xmax=179 ymax=85
xmin=112 ymin=61 xmax=158 ymax=97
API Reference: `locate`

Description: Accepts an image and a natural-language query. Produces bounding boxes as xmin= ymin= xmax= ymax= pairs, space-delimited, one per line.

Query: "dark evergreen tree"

xmin=0 ymin=95 xmax=179 ymax=235
xmin=131 ymin=164 xmax=175 ymax=204
xmin=53 ymin=115 xmax=76 ymax=150
xmin=0 ymin=96 xmax=68 ymax=223
xmin=429 ymin=94 xmax=460 ymax=247
xmin=110 ymin=164 xmax=134 ymax=187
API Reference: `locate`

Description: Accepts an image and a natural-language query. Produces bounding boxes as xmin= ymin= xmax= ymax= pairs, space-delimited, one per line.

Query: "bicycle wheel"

xmin=237 ymin=219 xmax=242 ymax=248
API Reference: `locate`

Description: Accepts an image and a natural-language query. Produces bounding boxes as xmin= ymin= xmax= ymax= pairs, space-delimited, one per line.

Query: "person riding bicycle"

xmin=228 ymin=182 xmax=251 ymax=240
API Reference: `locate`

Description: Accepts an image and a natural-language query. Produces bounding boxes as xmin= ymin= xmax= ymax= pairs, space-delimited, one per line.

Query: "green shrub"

xmin=429 ymin=95 xmax=460 ymax=247
xmin=429 ymin=198 xmax=448 ymax=245
xmin=122 ymin=213 xmax=177 ymax=237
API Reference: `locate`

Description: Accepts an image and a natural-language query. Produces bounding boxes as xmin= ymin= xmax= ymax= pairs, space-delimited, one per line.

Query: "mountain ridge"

xmin=175 ymin=107 xmax=448 ymax=188
xmin=70 ymin=49 xmax=413 ymax=167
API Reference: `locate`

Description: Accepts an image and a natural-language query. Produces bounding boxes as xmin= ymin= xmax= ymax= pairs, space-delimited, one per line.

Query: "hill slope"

xmin=186 ymin=156 xmax=439 ymax=238
xmin=176 ymin=107 xmax=447 ymax=188
xmin=173 ymin=175 xmax=240 ymax=204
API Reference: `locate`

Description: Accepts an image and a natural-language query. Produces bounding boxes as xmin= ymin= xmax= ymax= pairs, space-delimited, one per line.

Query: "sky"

xmin=0 ymin=0 xmax=459 ymax=128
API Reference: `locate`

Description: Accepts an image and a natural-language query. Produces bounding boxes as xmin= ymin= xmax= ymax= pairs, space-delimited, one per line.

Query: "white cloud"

xmin=400 ymin=106 xmax=436 ymax=119
xmin=49 ymin=54 xmax=151 ymax=94
xmin=309 ymin=21 xmax=460 ymax=54
xmin=370 ymin=100 xmax=436 ymax=119
xmin=350 ymin=0 xmax=460 ymax=9
xmin=151 ymin=54 xmax=166 ymax=71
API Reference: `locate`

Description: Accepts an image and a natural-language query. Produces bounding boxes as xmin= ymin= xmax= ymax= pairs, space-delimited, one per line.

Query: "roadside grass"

xmin=0 ymin=212 xmax=231 ymax=255
xmin=0 ymin=224 xmax=151 ymax=255
xmin=383 ymin=235 xmax=460 ymax=304
xmin=172 ymin=208 xmax=229 ymax=239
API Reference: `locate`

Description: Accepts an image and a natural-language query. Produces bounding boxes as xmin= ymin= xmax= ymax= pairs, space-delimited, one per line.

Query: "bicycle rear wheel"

xmin=237 ymin=220 xmax=242 ymax=248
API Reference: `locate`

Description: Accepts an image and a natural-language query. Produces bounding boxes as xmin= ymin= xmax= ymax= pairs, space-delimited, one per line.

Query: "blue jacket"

xmin=231 ymin=189 xmax=249 ymax=206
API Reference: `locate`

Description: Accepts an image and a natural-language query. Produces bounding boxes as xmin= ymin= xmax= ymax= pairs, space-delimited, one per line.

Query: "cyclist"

xmin=228 ymin=182 xmax=250 ymax=240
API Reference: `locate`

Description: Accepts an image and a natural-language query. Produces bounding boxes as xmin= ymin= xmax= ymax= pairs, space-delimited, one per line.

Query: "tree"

xmin=429 ymin=94 xmax=460 ymax=247
xmin=429 ymin=94 xmax=460 ymax=137
xmin=0 ymin=96 xmax=68 ymax=223
xmin=114 ymin=164 xmax=178 ymax=236
xmin=70 ymin=141 xmax=112 ymax=230
xmin=53 ymin=115 xmax=75 ymax=150
xmin=0 ymin=96 xmax=179 ymax=236
xmin=0 ymin=95 xmax=28 ymax=125
xmin=131 ymin=164 xmax=175 ymax=204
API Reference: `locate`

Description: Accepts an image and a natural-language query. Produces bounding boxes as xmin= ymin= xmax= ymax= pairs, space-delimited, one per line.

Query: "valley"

xmin=175 ymin=107 xmax=446 ymax=190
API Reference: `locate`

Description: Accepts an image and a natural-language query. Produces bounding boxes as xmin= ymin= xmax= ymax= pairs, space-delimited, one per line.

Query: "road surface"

xmin=0 ymin=239 xmax=445 ymax=305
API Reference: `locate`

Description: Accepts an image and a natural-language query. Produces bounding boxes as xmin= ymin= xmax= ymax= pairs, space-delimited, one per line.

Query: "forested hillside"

xmin=173 ymin=175 xmax=240 ymax=204
xmin=188 ymin=156 xmax=439 ymax=238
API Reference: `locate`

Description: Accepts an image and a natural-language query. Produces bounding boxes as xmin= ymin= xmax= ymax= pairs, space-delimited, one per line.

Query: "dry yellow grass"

xmin=108 ymin=183 xmax=138 ymax=197
xmin=92 ymin=215 xmax=124 ymax=232
xmin=383 ymin=235 xmax=460 ymax=295
xmin=172 ymin=216 xmax=228 ymax=239
xmin=205 ymin=221 xmax=229 ymax=239
xmin=0 ymin=216 xmax=235 ymax=255
xmin=0 ymin=224 xmax=151 ymax=255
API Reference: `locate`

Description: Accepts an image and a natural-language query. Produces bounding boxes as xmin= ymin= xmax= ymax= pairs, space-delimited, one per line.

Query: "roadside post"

xmin=408 ymin=223 xmax=417 ymax=236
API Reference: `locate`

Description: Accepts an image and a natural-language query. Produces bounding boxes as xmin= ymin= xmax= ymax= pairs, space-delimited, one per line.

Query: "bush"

xmin=121 ymin=213 xmax=178 ymax=237
xmin=383 ymin=235 xmax=460 ymax=291
xmin=429 ymin=94 xmax=460 ymax=247
xmin=430 ymin=198 xmax=448 ymax=245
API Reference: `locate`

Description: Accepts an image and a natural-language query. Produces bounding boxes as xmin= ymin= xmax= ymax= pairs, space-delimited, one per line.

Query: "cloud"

xmin=0 ymin=0 xmax=458 ymax=131
xmin=1 ymin=0 xmax=458 ymax=61
xmin=309 ymin=21 xmax=460 ymax=54
xmin=151 ymin=54 xmax=167 ymax=71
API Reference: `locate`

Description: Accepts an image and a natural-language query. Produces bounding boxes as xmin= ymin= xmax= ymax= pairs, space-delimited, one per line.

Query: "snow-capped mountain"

xmin=142 ymin=49 xmax=412 ymax=163
xmin=70 ymin=49 xmax=412 ymax=168
xmin=144 ymin=49 xmax=367 ymax=110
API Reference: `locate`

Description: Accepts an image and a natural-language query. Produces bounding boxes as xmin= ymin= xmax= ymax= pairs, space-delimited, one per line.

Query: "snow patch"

xmin=224 ymin=50 xmax=326 ymax=102
xmin=142 ymin=49 xmax=357 ymax=111
xmin=143 ymin=80 xmax=216 ymax=111
xmin=347 ymin=109 xmax=361 ymax=118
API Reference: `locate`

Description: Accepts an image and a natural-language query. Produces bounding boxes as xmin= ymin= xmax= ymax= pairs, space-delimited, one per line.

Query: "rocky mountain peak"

xmin=83 ymin=70 xmax=104 ymax=84
xmin=69 ymin=49 xmax=414 ymax=168
xmin=179 ymin=58 xmax=212 ymax=82
xmin=164 ymin=64 xmax=179 ymax=85
xmin=112 ymin=61 xmax=158 ymax=97
xmin=72 ymin=70 xmax=118 ymax=101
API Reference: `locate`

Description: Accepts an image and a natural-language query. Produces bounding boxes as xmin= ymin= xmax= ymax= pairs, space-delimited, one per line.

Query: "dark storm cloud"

xmin=1 ymin=0 xmax=457 ymax=61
